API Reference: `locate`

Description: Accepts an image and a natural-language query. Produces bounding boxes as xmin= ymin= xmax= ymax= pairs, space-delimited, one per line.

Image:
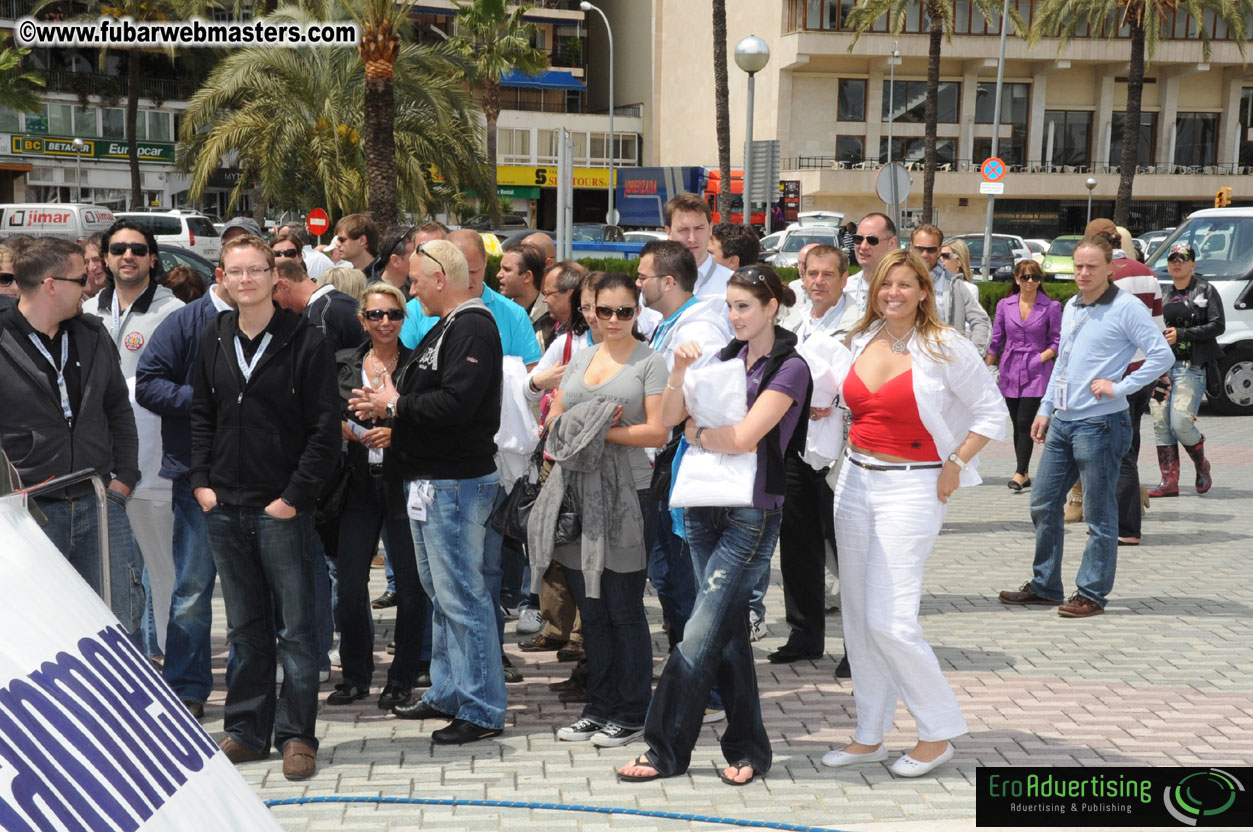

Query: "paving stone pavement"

xmin=199 ymin=411 xmax=1253 ymax=832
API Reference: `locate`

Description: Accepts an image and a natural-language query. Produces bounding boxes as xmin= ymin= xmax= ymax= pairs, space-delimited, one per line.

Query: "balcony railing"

xmin=549 ymin=42 xmax=585 ymax=69
xmin=42 ymin=69 xmax=197 ymax=103
xmin=589 ymin=104 xmax=643 ymax=118
xmin=781 ymin=157 xmax=1253 ymax=175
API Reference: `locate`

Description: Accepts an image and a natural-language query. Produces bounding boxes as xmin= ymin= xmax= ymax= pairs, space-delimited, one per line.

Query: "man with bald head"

xmin=522 ymin=232 xmax=555 ymax=269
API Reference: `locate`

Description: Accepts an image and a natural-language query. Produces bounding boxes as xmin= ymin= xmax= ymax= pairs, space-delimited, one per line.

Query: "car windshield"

xmin=780 ymin=231 xmax=835 ymax=252
xmin=1047 ymin=238 xmax=1079 ymax=256
xmin=1147 ymin=216 xmax=1253 ymax=280
xmin=961 ymin=237 xmax=1012 ymax=259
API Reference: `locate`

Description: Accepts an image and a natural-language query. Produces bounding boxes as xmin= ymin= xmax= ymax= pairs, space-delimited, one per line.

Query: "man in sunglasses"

xmin=911 ymin=224 xmax=990 ymax=353
xmin=847 ymin=213 xmax=899 ymax=315
xmin=0 ymin=237 xmax=145 ymax=637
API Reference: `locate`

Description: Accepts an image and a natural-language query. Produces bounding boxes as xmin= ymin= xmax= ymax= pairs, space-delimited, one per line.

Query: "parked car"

xmin=0 ymin=203 xmax=116 ymax=241
xmin=1024 ymin=238 xmax=1050 ymax=264
xmin=116 ymin=210 xmax=221 ymax=262
xmin=949 ymin=233 xmax=1019 ymax=280
xmin=498 ymin=229 xmax=555 ymax=249
xmin=158 ymin=244 xmax=217 ymax=286
xmin=571 ymin=223 xmax=625 ymax=243
xmin=1040 ymin=235 xmax=1084 ymax=280
xmin=623 ymin=230 xmax=667 ymax=244
xmin=758 ymin=230 xmax=785 ymax=258
xmin=789 ymin=210 xmax=845 ymax=229
xmin=1137 ymin=227 xmax=1176 ymax=260
xmin=766 ymin=226 xmax=840 ymax=268
xmin=1145 ymin=209 xmax=1253 ymax=415
xmin=464 ymin=214 xmax=529 ymax=232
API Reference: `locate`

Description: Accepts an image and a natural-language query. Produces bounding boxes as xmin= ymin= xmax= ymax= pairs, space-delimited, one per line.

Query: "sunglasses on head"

xmin=911 ymin=245 xmax=939 ymax=254
xmin=0 ymin=272 xmax=13 ymax=286
xmin=273 ymin=247 xmax=300 ymax=258
xmin=852 ymin=235 xmax=881 ymax=246
xmin=108 ymin=242 xmax=149 ymax=257
xmin=418 ymin=244 xmax=447 ymax=275
xmin=595 ymin=305 xmax=636 ymax=321
xmin=393 ymin=226 xmax=416 ymax=256
xmin=363 ymin=308 xmax=405 ymax=321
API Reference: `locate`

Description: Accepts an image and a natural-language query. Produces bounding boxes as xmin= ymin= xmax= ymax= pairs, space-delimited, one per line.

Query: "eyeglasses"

xmin=108 ymin=242 xmax=149 ymax=257
xmin=541 ymin=287 xmax=571 ymax=299
xmin=273 ymin=247 xmax=300 ymax=258
xmin=1167 ymin=254 xmax=1191 ymax=263
xmin=939 ymin=252 xmax=960 ymax=260
xmin=49 ymin=274 xmax=89 ymax=287
xmin=1017 ymin=273 xmax=1043 ymax=282
xmin=911 ymin=245 xmax=939 ymax=254
xmin=852 ymin=235 xmax=881 ymax=246
xmin=0 ymin=272 xmax=13 ymax=286
xmin=418 ymin=245 xmax=447 ymax=275
xmin=595 ymin=305 xmax=637 ymax=321
xmin=224 ymin=266 xmax=273 ymax=280
xmin=363 ymin=308 xmax=405 ymax=321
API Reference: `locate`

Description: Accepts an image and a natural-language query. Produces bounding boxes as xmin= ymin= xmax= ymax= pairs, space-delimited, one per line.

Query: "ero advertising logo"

xmin=975 ymin=766 xmax=1248 ymax=827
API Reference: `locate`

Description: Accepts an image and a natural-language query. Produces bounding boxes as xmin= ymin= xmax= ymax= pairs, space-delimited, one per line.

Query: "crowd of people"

xmin=0 ymin=194 xmax=1223 ymax=785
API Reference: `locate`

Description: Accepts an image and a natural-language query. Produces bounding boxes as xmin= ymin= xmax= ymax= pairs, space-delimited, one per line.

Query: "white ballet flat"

xmin=820 ymin=745 xmax=889 ymax=768
xmin=889 ymin=743 xmax=955 ymax=777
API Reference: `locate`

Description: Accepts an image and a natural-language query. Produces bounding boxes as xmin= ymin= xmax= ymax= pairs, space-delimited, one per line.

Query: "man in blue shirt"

xmin=400 ymin=229 xmax=542 ymax=368
xmin=999 ymin=235 xmax=1172 ymax=618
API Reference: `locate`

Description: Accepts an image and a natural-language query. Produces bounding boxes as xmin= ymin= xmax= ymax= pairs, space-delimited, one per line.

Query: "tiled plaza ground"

xmin=201 ymin=410 xmax=1252 ymax=831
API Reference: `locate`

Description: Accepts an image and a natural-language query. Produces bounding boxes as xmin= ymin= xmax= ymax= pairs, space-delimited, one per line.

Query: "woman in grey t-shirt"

xmin=546 ymin=272 xmax=668 ymax=747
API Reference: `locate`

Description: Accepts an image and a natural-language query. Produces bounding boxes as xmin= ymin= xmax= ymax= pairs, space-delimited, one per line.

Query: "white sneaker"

xmin=821 ymin=745 xmax=888 ymax=768
xmin=591 ymin=724 xmax=643 ymax=747
xmin=516 ymin=608 xmax=544 ymax=635
xmin=557 ymin=717 xmax=605 ymax=742
xmin=328 ymin=648 xmax=341 ymax=668
xmin=889 ymin=743 xmax=955 ymax=777
xmin=702 ymin=708 xmax=725 ymax=724
xmin=275 ymin=665 xmax=284 ymax=685
xmin=318 ymin=669 xmax=330 ymax=684
xmin=749 ymin=612 xmax=768 ymax=643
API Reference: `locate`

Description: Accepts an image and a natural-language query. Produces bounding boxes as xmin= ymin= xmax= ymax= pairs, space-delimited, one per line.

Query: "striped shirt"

xmin=1112 ymin=257 xmax=1164 ymax=372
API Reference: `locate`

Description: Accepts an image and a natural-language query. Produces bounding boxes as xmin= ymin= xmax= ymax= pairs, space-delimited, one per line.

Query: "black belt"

xmin=844 ymin=452 xmax=943 ymax=472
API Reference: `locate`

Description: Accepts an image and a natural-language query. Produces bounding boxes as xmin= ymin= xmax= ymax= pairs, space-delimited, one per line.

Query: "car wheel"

xmin=1210 ymin=345 xmax=1253 ymax=416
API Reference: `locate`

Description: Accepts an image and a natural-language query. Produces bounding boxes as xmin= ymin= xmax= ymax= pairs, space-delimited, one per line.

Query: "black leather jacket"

xmin=1162 ymin=276 xmax=1225 ymax=366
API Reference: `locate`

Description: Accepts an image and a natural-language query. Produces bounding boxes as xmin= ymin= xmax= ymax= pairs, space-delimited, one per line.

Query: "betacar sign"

xmin=8 ymin=134 xmax=176 ymax=164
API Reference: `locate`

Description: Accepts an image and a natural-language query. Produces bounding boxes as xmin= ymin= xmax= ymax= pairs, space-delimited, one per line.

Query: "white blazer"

xmin=842 ymin=322 xmax=1008 ymax=487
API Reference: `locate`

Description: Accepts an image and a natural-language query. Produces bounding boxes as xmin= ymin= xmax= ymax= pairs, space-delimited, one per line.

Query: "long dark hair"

xmin=1009 ymin=259 xmax=1049 ymax=297
xmin=595 ymin=271 xmax=645 ymax=341
xmin=727 ymin=264 xmax=797 ymax=314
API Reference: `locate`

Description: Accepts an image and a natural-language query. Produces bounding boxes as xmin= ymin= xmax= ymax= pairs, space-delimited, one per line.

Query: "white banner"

xmin=0 ymin=496 xmax=281 ymax=832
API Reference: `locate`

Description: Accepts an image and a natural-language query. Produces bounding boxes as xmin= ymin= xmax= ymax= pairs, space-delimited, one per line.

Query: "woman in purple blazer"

xmin=985 ymin=260 xmax=1061 ymax=491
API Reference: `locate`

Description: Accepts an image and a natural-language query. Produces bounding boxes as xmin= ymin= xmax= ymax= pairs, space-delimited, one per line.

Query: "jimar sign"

xmin=9 ymin=134 xmax=176 ymax=163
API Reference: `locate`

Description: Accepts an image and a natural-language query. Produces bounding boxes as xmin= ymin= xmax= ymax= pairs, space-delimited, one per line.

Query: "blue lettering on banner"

xmin=0 ymin=625 xmax=219 ymax=831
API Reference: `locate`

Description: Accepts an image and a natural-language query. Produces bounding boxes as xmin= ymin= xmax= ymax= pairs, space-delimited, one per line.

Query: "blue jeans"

xmin=1029 ymin=410 xmax=1132 ymax=608
xmin=312 ymin=533 xmax=333 ymax=673
xmin=643 ymin=506 xmax=781 ymax=776
xmin=646 ymin=497 xmax=696 ymax=651
xmin=205 ymin=505 xmax=320 ymax=754
xmin=336 ymin=475 xmax=428 ymax=690
xmin=163 ymin=477 xmax=217 ymax=704
xmin=482 ymin=487 xmax=507 ymax=650
xmin=36 ymin=492 xmax=145 ymax=640
xmin=1151 ymin=360 xmax=1206 ymax=448
xmin=409 ymin=474 xmax=506 ymax=729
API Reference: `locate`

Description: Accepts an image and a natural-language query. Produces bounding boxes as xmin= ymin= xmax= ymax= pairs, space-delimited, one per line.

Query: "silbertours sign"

xmin=976 ymin=766 xmax=1250 ymax=826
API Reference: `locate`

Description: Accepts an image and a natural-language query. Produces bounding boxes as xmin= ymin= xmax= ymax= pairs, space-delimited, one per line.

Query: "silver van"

xmin=0 ymin=203 xmax=118 ymax=241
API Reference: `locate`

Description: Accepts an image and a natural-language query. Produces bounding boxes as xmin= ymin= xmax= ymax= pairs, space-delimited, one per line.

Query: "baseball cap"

xmin=1084 ymin=218 xmax=1118 ymax=240
xmin=221 ymin=216 xmax=264 ymax=240
xmin=1167 ymin=243 xmax=1195 ymax=261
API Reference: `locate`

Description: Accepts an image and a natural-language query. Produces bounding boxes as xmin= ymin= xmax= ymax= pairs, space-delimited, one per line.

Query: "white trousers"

xmin=127 ymin=496 xmax=175 ymax=652
xmin=832 ymin=453 xmax=968 ymax=744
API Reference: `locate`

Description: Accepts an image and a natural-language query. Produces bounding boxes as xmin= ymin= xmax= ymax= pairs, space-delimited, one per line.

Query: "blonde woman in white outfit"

xmin=822 ymin=249 xmax=1007 ymax=777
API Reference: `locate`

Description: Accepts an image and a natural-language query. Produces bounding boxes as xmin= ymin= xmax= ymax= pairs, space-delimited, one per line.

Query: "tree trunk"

xmin=922 ymin=5 xmax=942 ymax=224
xmin=251 ymin=188 xmax=267 ymax=227
xmin=126 ymin=54 xmax=142 ymax=209
xmin=482 ymin=81 xmax=502 ymax=226
xmin=1114 ymin=20 xmax=1146 ymax=230
xmin=712 ymin=0 xmax=732 ymax=223
xmin=364 ymin=74 xmax=398 ymax=226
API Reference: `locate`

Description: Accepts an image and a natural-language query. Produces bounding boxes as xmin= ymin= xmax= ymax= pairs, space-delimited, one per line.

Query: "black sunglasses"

xmin=1166 ymin=254 xmax=1192 ymax=263
xmin=418 ymin=244 xmax=447 ymax=275
xmin=363 ymin=308 xmax=405 ymax=321
xmin=50 ymin=274 xmax=89 ymax=287
xmin=393 ymin=226 xmax=416 ymax=256
xmin=911 ymin=245 xmax=939 ymax=254
xmin=273 ymin=247 xmax=300 ymax=258
xmin=939 ymin=252 xmax=960 ymax=260
xmin=852 ymin=235 xmax=881 ymax=246
xmin=1017 ymin=273 xmax=1042 ymax=282
xmin=595 ymin=305 xmax=636 ymax=321
xmin=108 ymin=242 xmax=149 ymax=257
xmin=0 ymin=272 xmax=13 ymax=286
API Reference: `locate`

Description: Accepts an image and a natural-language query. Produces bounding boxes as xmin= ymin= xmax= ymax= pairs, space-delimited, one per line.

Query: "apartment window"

xmin=46 ymin=103 xmax=73 ymax=135
xmin=148 ymin=111 xmax=172 ymax=142
xmin=615 ymin=134 xmax=638 ymax=165
xmin=881 ymin=81 xmax=959 ymax=124
xmin=73 ymin=106 xmax=97 ymax=137
xmin=1174 ymin=112 xmax=1219 ymax=168
xmin=498 ymin=128 xmax=531 ymax=164
xmin=974 ymin=138 xmax=1025 ymax=168
xmin=878 ymin=137 xmax=956 ymax=166
xmin=975 ymin=82 xmax=1029 ymax=166
xmin=838 ymin=79 xmax=866 ymax=121
xmin=1109 ymin=111 xmax=1158 ymax=168
xmin=798 ymin=0 xmax=839 ymax=29
xmin=572 ymin=131 xmax=588 ymax=164
xmin=836 ymin=135 xmax=864 ymax=164
xmin=102 ymin=108 xmax=125 ymax=139
xmin=1043 ymin=110 xmax=1093 ymax=168
xmin=0 ymin=106 xmax=21 ymax=133
xmin=1239 ymin=88 xmax=1253 ymax=167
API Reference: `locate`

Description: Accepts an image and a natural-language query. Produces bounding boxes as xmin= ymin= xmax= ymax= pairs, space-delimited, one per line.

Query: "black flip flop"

xmin=719 ymin=761 xmax=757 ymax=786
xmin=616 ymin=754 xmax=670 ymax=783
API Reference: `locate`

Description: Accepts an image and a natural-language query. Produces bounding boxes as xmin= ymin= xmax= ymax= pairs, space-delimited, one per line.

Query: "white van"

xmin=0 ymin=203 xmax=117 ymax=241
xmin=115 ymin=210 xmax=221 ymax=262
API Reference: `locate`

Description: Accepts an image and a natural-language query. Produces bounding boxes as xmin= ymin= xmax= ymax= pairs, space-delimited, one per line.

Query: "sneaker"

xmin=702 ymin=708 xmax=726 ymax=724
xmin=748 ymin=612 xmax=768 ymax=643
xmin=556 ymin=717 xmax=605 ymax=742
xmin=275 ymin=665 xmax=284 ymax=685
xmin=386 ymin=640 xmax=396 ymax=655
xmin=516 ymin=608 xmax=544 ymax=635
xmin=591 ymin=724 xmax=643 ymax=747
xmin=318 ymin=669 xmax=330 ymax=684
xmin=328 ymin=648 xmax=341 ymax=668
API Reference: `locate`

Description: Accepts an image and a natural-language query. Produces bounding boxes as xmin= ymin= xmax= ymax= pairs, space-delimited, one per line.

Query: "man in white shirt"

xmin=846 ymin=213 xmax=899 ymax=315
xmin=666 ymin=192 xmax=733 ymax=300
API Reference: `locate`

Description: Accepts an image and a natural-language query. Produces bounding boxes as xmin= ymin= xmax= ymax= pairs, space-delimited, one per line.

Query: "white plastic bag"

xmin=681 ymin=359 xmax=747 ymax=428
xmin=495 ymin=355 xmax=540 ymax=457
xmin=669 ymin=442 xmax=757 ymax=508
xmin=796 ymin=338 xmax=852 ymax=469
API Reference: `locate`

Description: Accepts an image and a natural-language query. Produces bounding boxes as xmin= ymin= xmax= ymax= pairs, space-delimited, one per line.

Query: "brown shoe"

xmin=218 ymin=735 xmax=268 ymax=764
xmin=1058 ymin=593 xmax=1104 ymax=618
xmin=998 ymin=582 xmax=1062 ymax=606
xmin=518 ymin=634 xmax=567 ymax=652
xmin=282 ymin=740 xmax=317 ymax=780
xmin=556 ymin=641 xmax=584 ymax=662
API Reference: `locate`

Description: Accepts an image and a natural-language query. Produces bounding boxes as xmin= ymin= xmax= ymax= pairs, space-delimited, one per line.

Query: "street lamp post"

xmin=734 ymin=35 xmax=770 ymax=229
xmin=580 ymin=1 xmax=616 ymax=225
xmin=1085 ymin=177 xmax=1098 ymax=225
xmin=72 ymin=138 xmax=85 ymax=203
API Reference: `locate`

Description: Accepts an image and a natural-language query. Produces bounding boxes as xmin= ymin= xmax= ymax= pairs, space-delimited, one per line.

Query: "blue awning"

xmin=500 ymin=69 xmax=586 ymax=91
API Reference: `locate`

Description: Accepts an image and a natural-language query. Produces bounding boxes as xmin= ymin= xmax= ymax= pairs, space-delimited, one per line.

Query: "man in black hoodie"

xmin=189 ymin=235 xmax=340 ymax=780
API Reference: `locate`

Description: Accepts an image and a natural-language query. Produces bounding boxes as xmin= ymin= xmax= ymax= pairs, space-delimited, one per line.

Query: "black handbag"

xmin=315 ymin=454 xmax=353 ymax=526
xmin=648 ymin=428 xmax=683 ymax=501
xmin=491 ymin=433 xmax=581 ymax=545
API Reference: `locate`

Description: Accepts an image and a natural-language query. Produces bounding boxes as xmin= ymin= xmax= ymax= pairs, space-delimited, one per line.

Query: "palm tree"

xmin=0 ymin=35 xmax=45 ymax=115
xmin=449 ymin=0 xmax=548 ymax=223
xmin=348 ymin=0 xmax=411 ymax=226
xmin=1031 ymin=0 xmax=1253 ymax=229
xmin=178 ymin=2 xmax=493 ymax=220
xmin=712 ymin=0 xmax=732 ymax=223
xmin=845 ymin=0 xmax=1012 ymax=223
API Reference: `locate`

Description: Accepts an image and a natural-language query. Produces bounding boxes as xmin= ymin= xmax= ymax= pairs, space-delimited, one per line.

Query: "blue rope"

xmin=264 ymin=795 xmax=851 ymax=832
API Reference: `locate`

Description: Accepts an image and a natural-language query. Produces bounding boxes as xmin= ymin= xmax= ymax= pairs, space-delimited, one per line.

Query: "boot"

xmin=1147 ymin=445 xmax=1180 ymax=497
xmin=1064 ymin=481 xmax=1084 ymax=523
xmin=1181 ymin=438 xmax=1213 ymax=494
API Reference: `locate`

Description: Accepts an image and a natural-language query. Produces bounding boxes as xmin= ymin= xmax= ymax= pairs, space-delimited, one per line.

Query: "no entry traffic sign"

xmin=981 ymin=158 xmax=1006 ymax=182
xmin=306 ymin=208 xmax=330 ymax=238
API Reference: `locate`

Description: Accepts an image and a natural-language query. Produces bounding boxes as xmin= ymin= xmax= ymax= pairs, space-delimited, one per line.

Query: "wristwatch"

xmin=947 ymin=452 xmax=969 ymax=471
xmin=386 ymin=395 xmax=399 ymax=419
xmin=694 ymin=427 xmax=708 ymax=451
